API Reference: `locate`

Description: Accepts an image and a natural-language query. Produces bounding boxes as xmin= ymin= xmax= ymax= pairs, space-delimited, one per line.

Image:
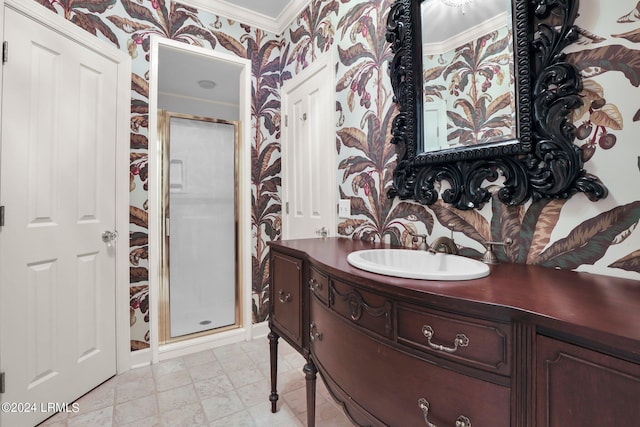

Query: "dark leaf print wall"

xmin=32 ymin=0 xmax=284 ymax=349
xmin=32 ymin=0 xmax=640 ymax=351
xmin=282 ymin=0 xmax=640 ymax=280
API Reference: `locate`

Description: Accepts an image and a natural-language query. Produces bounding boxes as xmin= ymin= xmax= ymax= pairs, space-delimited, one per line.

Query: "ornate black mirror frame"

xmin=386 ymin=0 xmax=608 ymax=210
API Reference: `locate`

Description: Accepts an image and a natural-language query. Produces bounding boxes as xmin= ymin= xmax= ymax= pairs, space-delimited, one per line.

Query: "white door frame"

xmin=281 ymin=50 xmax=337 ymax=239
xmin=0 ymin=0 xmax=132 ymax=373
xmin=148 ymin=37 xmax=253 ymax=363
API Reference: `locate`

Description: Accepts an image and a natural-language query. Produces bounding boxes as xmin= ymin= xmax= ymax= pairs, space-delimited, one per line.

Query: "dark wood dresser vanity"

xmin=267 ymin=237 xmax=640 ymax=426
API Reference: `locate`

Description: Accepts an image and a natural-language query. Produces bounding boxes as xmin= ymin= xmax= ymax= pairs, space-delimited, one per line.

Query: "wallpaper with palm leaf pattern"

xmin=423 ymin=25 xmax=516 ymax=148
xmin=32 ymin=0 xmax=640 ymax=350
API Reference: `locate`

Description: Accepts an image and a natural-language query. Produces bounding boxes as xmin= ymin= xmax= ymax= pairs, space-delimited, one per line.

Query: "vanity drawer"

xmin=308 ymin=266 xmax=329 ymax=304
xmin=397 ymin=303 xmax=511 ymax=375
xmin=310 ymin=298 xmax=510 ymax=427
xmin=330 ymin=279 xmax=393 ymax=339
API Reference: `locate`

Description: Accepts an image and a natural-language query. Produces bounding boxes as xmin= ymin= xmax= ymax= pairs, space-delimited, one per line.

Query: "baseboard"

xmin=251 ymin=321 xmax=269 ymax=339
xmin=129 ymin=347 xmax=152 ymax=370
xmin=158 ymin=322 xmax=271 ymax=360
xmin=127 ymin=321 xmax=271 ymax=367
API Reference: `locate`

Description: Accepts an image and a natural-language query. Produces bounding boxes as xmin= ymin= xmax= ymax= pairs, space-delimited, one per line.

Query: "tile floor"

xmin=38 ymin=338 xmax=354 ymax=426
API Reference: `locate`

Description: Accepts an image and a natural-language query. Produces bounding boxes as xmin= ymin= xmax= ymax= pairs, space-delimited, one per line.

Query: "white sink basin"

xmin=347 ymin=249 xmax=489 ymax=281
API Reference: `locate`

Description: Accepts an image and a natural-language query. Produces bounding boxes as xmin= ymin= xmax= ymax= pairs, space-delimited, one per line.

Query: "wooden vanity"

xmin=267 ymin=237 xmax=640 ymax=426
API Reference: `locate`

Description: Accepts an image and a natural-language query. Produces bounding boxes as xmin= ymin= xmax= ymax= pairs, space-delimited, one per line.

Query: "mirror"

xmin=421 ymin=0 xmax=516 ymax=153
xmin=386 ymin=0 xmax=608 ymax=210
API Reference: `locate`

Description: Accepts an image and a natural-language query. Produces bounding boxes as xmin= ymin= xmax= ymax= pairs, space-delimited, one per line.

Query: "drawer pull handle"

xmin=309 ymin=322 xmax=323 ymax=342
xmin=278 ymin=289 xmax=292 ymax=303
xmin=418 ymin=398 xmax=471 ymax=427
xmin=421 ymin=325 xmax=469 ymax=353
xmin=309 ymin=278 xmax=323 ymax=292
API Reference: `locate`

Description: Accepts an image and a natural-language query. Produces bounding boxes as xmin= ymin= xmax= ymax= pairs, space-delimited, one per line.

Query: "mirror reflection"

xmin=421 ymin=0 xmax=516 ymax=153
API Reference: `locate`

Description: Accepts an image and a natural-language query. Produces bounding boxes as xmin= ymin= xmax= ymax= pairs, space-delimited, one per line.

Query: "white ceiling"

xmin=158 ymin=45 xmax=242 ymax=106
xmin=422 ymin=0 xmax=509 ymax=45
xmin=222 ymin=0 xmax=293 ymax=19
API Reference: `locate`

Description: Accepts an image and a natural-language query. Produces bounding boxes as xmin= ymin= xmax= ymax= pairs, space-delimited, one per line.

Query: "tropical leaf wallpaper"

xmin=31 ymin=0 xmax=640 ymax=350
xmin=423 ymin=25 xmax=516 ymax=148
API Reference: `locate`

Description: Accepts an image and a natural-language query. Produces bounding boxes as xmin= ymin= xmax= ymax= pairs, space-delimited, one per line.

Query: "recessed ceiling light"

xmin=198 ymin=80 xmax=217 ymax=89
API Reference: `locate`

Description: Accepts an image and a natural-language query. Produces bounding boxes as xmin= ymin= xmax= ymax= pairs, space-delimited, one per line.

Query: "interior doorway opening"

xmin=148 ymin=39 xmax=252 ymax=353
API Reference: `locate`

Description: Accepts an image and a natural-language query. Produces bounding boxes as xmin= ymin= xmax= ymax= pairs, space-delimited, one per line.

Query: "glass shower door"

xmin=160 ymin=111 xmax=239 ymax=341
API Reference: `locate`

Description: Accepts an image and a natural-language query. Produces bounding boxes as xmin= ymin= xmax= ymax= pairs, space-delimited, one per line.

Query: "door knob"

xmin=101 ymin=230 xmax=118 ymax=243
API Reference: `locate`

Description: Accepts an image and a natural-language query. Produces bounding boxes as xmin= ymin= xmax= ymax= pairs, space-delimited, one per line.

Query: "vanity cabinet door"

xmin=310 ymin=297 xmax=510 ymax=427
xmin=270 ymin=251 xmax=303 ymax=348
xmin=536 ymin=335 xmax=640 ymax=426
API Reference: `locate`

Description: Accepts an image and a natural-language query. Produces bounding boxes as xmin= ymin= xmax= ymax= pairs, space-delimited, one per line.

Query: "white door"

xmin=282 ymin=57 xmax=336 ymax=239
xmin=424 ymin=100 xmax=447 ymax=150
xmin=0 ymin=6 xmax=118 ymax=426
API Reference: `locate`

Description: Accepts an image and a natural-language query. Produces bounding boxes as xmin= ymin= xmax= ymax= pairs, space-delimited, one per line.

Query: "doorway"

xmin=147 ymin=37 xmax=253 ymax=360
xmin=281 ymin=52 xmax=337 ymax=239
xmin=159 ymin=111 xmax=240 ymax=342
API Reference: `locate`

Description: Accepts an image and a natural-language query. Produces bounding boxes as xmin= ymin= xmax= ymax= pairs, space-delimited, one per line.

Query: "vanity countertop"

xmin=269 ymin=237 xmax=640 ymax=359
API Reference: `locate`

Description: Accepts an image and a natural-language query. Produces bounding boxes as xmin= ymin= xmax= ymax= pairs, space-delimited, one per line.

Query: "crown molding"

xmin=423 ymin=11 xmax=509 ymax=56
xmin=176 ymin=0 xmax=310 ymax=35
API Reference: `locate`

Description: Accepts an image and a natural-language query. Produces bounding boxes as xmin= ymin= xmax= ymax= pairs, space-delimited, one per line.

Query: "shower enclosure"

xmin=159 ymin=110 xmax=240 ymax=342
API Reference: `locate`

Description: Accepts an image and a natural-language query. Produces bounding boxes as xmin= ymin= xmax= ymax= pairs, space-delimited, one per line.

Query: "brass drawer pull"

xmin=309 ymin=278 xmax=323 ymax=292
xmin=421 ymin=325 xmax=469 ymax=353
xmin=310 ymin=322 xmax=323 ymax=342
xmin=418 ymin=398 xmax=471 ymax=427
xmin=278 ymin=289 xmax=292 ymax=303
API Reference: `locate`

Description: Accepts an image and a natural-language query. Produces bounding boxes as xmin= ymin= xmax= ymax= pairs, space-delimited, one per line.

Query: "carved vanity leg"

xmin=268 ymin=330 xmax=279 ymax=413
xmin=303 ymin=358 xmax=318 ymax=427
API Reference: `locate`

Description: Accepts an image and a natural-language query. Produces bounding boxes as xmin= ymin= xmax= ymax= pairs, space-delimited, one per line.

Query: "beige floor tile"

xmin=212 ymin=342 xmax=246 ymax=361
xmin=235 ymin=379 xmax=271 ymax=408
xmin=218 ymin=352 xmax=255 ymax=373
xmin=113 ymin=394 xmax=158 ymax=425
xmin=38 ymin=410 xmax=69 ymax=426
xmin=276 ymin=369 xmax=306 ymax=394
xmin=200 ymin=390 xmax=245 ymax=422
xmin=193 ymin=373 xmax=234 ymax=400
xmin=117 ymin=415 xmax=161 ymax=427
xmin=73 ymin=381 xmax=116 ymax=415
xmin=152 ymin=358 xmax=186 ymax=377
xmin=67 ymin=407 xmax=113 ymax=427
xmin=249 ymin=401 xmax=304 ymax=427
xmin=182 ymin=349 xmax=216 ymax=368
xmin=227 ymin=366 xmax=265 ymax=389
xmin=187 ymin=360 xmax=225 ymax=381
xmin=115 ymin=366 xmax=153 ymax=384
xmin=114 ymin=375 xmax=156 ymax=404
xmin=159 ymin=402 xmax=207 ymax=427
xmin=208 ymin=409 xmax=256 ymax=427
xmin=156 ymin=383 xmax=198 ymax=411
xmin=154 ymin=369 xmax=193 ymax=392
xmin=36 ymin=338 xmax=354 ymax=427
